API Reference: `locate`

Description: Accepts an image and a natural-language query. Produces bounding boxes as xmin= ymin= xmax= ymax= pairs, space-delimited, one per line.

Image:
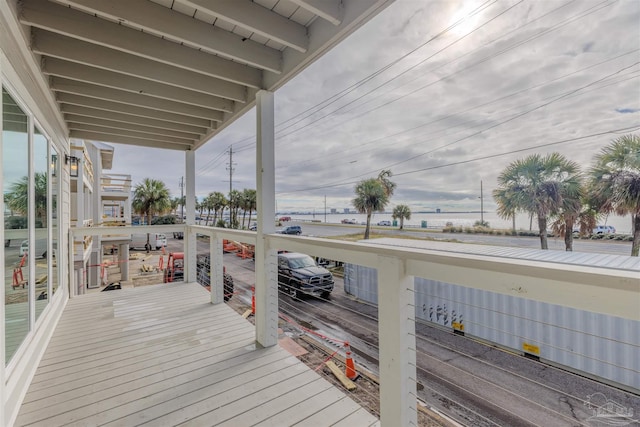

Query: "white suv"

xmin=593 ymin=225 xmax=616 ymax=234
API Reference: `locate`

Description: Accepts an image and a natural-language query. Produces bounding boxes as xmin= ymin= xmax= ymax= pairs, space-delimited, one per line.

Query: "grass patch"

xmin=324 ymin=232 xmax=463 ymax=243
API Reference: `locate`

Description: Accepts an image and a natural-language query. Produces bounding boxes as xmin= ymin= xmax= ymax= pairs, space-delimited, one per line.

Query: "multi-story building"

xmin=1 ymin=1 xmax=637 ymax=426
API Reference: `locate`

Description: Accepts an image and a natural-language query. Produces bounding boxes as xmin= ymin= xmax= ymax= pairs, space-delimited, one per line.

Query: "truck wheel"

xmin=321 ymin=291 xmax=331 ymax=299
xmin=289 ymin=282 xmax=300 ymax=299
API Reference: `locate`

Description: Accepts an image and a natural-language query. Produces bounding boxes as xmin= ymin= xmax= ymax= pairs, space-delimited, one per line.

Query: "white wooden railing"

xmin=69 ymin=224 xmax=639 ymax=427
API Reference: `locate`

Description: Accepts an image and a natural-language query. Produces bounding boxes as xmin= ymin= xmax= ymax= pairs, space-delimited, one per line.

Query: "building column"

xmin=377 ymin=255 xmax=417 ymax=427
xmin=118 ymin=243 xmax=129 ymax=282
xmin=184 ymin=150 xmax=196 ymax=282
xmin=255 ymin=90 xmax=278 ymax=347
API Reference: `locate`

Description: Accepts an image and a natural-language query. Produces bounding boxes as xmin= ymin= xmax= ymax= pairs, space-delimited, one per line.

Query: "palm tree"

xmin=228 ymin=189 xmax=242 ymax=228
xmin=170 ymin=197 xmax=180 ymax=217
xmin=352 ymin=178 xmax=389 ymax=239
xmin=392 ymin=204 xmax=411 ymax=230
xmin=241 ymin=189 xmax=257 ymax=229
xmin=202 ymin=194 xmax=214 ymax=226
xmin=493 ymin=153 xmax=581 ymax=250
xmin=6 ymin=172 xmax=48 ymax=227
xmin=132 ymin=178 xmax=171 ymax=251
xmin=209 ymin=192 xmax=227 ymax=226
xmin=377 ymin=169 xmax=396 ymax=198
xmin=588 ymin=134 xmax=640 ymax=256
xmin=550 ymin=183 xmax=584 ymax=251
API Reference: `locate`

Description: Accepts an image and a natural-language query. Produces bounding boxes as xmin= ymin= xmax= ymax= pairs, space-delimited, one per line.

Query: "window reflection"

xmin=3 ymin=87 xmax=31 ymax=364
xmin=34 ymin=127 xmax=49 ymax=320
xmin=51 ymin=148 xmax=59 ymax=296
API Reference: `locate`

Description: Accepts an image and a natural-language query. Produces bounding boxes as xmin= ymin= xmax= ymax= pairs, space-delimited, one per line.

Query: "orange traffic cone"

xmin=344 ymin=342 xmax=359 ymax=380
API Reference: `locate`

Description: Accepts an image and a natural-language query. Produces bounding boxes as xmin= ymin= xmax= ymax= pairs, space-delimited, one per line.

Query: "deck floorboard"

xmin=15 ymin=282 xmax=378 ymax=427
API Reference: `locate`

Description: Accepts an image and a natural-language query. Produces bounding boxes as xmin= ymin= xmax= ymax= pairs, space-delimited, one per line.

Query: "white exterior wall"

xmin=0 ymin=2 xmax=71 ymax=423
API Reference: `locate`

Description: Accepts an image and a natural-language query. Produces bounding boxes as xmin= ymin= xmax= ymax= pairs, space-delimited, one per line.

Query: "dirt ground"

xmin=225 ymin=296 xmax=450 ymax=427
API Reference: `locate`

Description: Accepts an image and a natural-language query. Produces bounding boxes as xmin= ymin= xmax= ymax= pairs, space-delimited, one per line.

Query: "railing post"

xmin=210 ymin=233 xmax=224 ymax=304
xmin=377 ymin=255 xmax=417 ymax=427
xmin=68 ymin=228 xmax=75 ymax=298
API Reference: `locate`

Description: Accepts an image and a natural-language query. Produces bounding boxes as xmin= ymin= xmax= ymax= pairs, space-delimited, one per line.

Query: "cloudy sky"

xmin=108 ymin=0 xmax=640 ymax=213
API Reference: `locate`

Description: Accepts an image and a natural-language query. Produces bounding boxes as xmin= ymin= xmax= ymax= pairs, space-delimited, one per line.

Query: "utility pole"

xmin=480 ymin=180 xmax=484 ymax=225
xmin=324 ymin=195 xmax=327 ymax=223
xmin=226 ymin=146 xmax=236 ymax=224
xmin=179 ymin=176 xmax=184 ymax=221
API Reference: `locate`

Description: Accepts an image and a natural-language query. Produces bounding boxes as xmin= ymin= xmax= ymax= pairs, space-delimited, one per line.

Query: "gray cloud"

xmin=107 ymin=0 xmax=640 ymax=214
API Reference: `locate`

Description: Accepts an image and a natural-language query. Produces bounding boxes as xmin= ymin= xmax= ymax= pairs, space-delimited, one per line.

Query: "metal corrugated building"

xmin=344 ymin=238 xmax=640 ymax=391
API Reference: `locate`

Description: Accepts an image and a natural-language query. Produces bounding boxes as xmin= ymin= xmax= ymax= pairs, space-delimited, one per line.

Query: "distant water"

xmin=288 ymin=212 xmax=634 ymax=234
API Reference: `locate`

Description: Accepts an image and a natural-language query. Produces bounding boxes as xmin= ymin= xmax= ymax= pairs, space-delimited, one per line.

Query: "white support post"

xmin=0 ymin=70 xmax=5 ymax=425
xmin=184 ymin=150 xmax=196 ymax=282
xmin=118 ymin=243 xmax=129 ymax=282
xmin=210 ymin=234 xmax=224 ymax=304
xmin=255 ymin=90 xmax=278 ymax=347
xmin=377 ymin=255 xmax=417 ymax=427
xmin=68 ymin=229 xmax=75 ymax=297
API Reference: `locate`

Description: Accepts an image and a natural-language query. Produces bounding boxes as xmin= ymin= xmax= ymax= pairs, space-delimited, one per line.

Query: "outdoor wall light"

xmin=51 ymin=154 xmax=58 ymax=177
xmin=65 ymin=154 xmax=80 ymax=178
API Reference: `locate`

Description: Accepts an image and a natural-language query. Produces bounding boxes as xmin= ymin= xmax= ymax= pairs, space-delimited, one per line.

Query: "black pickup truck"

xmin=277 ymin=252 xmax=334 ymax=299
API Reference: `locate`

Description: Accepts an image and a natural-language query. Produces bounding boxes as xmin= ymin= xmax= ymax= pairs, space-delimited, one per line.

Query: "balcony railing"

xmin=68 ymin=224 xmax=638 ymax=426
xmin=100 ymin=173 xmax=132 ymax=196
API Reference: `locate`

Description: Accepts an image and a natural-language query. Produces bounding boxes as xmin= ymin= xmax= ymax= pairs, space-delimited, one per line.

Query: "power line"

xmin=202 ymin=0 xmax=500 ymax=155
xmin=275 ymin=60 xmax=639 ymax=193
xmin=275 ymin=125 xmax=640 ymax=195
xmin=274 ymin=49 xmax=639 ymax=172
xmin=273 ymin=0 xmax=617 ymax=144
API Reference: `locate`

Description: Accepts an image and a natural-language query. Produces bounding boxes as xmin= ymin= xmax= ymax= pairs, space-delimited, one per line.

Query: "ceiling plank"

xmin=176 ymin=0 xmax=308 ymax=53
xmin=60 ymin=104 xmax=213 ymax=137
xmin=42 ymin=57 xmax=235 ymax=112
xmin=67 ymin=122 xmax=194 ymax=144
xmin=56 ymin=93 xmax=211 ymax=131
xmin=263 ymin=0 xmax=394 ymax=91
xmin=70 ymin=130 xmax=192 ymax=151
xmin=20 ymin=0 xmax=263 ymax=88
xmin=51 ymin=77 xmax=224 ymax=121
xmin=32 ymin=29 xmax=247 ymax=102
xmin=289 ymin=0 xmax=342 ymax=25
xmin=55 ymin=0 xmax=282 ymax=73
xmin=64 ymin=114 xmax=200 ymax=140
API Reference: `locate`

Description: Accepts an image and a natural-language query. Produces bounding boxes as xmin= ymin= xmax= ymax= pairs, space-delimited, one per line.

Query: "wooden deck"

xmin=15 ymin=282 xmax=379 ymax=426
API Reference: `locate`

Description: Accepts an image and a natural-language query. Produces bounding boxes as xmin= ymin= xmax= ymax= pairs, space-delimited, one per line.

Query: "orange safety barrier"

xmin=12 ymin=267 xmax=27 ymax=289
xmin=344 ymin=342 xmax=359 ymax=380
xmin=223 ymin=240 xmax=238 ymax=253
xmin=158 ymin=254 xmax=164 ymax=270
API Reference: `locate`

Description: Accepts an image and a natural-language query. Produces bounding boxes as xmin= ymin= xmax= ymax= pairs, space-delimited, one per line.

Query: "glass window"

xmin=34 ymin=127 xmax=49 ymax=320
xmin=51 ymin=147 xmax=59 ymax=297
xmin=3 ymin=87 xmax=31 ymax=364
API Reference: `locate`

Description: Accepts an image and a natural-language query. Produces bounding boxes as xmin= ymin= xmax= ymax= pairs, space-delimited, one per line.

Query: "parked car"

xmin=593 ymin=225 xmax=616 ymax=234
xmin=249 ymin=222 xmax=257 ymax=231
xmin=130 ymin=233 xmax=167 ymax=250
xmin=377 ymin=220 xmax=392 ymax=226
xmin=276 ymin=225 xmax=302 ymax=235
xmin=20 ymin=239 xmax=51 ymax=259
xmin=277 ymin=252 xmax=334 ymax=298
xmin=341 ymin=218 xmax=357 ymax=224
xmin=173 ymin=231 xmax=184 ymax=239
xmin=279 ymin=216 xmax=292 ymax=222
xmin=196 ymin=254 xmax=234 ymax=301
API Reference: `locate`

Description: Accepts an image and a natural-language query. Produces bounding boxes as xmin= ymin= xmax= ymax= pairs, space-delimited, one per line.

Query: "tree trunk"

xmin=538 ymin=215 xmax=548 ymax=250
xmin=400 ymin=218 xmax=404 ymax=230
xmin=564 ymin=217 xmax=573 ymax=251
xmin=512 ymin=215 xmax=516 ymax=232
xmin=364 ymin=211 xmax=372 ymax=240
xmin=146 ymin=212 xmax=152 ymax=253
xmin=529 ymin=212 xmax=533 ymax=231
xmin=247 ymin=210 xmax=252 ymax=228
xmin=632 ymin=214 xmax=640 ymax=257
